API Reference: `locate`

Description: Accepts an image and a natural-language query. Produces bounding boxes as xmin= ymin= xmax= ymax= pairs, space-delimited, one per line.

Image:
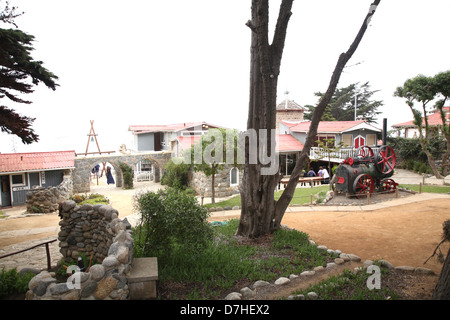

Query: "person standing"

xmin=106 ymin=166 xmax=115 ymax=185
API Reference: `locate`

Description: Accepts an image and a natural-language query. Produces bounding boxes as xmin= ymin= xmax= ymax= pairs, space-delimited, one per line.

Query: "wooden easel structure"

xmin=82 ymin=120 xmax=115 ymax=184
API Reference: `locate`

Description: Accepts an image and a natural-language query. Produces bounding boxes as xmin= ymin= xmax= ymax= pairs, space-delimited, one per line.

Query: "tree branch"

xmin=276 ymin=0 xmax=381 ymax=213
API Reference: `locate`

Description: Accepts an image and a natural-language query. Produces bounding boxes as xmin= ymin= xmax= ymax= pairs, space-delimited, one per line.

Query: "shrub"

xmin=160 ymin=159 xmax=191 ymax=190
xmin=133 ymin=187 xmax=213 ymax=258
xmin=0 ymin=268 xmax=35 ymax=298
xmin=119 ymin=162 xmax=134 ymax=189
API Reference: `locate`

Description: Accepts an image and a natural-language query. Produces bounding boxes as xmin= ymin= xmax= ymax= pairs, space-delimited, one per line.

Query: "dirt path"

xmin=281 ymin=197 xmax=450 ymax=274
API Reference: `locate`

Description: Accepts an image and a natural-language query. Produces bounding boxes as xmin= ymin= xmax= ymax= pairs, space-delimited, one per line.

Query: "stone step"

xmin=127 ymin=257 xmax=158 ymax=300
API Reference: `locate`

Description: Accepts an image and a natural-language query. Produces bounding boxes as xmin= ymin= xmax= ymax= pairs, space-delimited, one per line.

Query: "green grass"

xmin=205 ymin=186 xmax=330 ymax=209
xmin=290 ymin=262 xmax=399 ymax=300
xmin=399 ymin=184 xmax=450 ymax=194
xmin=145 ymin=219 xmax=335 ymax=299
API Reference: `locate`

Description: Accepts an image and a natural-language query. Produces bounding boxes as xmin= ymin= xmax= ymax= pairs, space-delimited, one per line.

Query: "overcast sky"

xmin=1 ymin=0 xmax=449 ymax=154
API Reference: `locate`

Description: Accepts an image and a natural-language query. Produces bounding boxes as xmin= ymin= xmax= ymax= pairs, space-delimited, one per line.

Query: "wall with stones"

xmin=188 ymin=165 xmax=242 ymax=197
xmin=25 ymin=170 xmax=73 ymax=213
xmin=26 ymin=201 xmax=134 ymax=300
xmin=72 ymin=152 xmax=172 ymax=194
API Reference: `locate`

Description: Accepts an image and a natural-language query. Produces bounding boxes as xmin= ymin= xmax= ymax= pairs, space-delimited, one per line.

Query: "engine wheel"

xmin=380 ymin=179 xmax=397 ymax=193
xmin=353 ymin=174 xmax=374 ymax=198
xmin=375 ymin=145 xmax=396 ymax=174
xmin=355 ymin=145 xmax=374 ymax=159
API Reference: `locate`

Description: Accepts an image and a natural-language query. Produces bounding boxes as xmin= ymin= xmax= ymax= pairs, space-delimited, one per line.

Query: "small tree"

xmin=188 ymin=128 xmax=239 ymax=204
xmin=394 ymin=75 xmax=441 ymax=178
xmin=119 ymin=162 xmax=134 ymax=189
xmin=433 ymin=70 xmax=450 ymax=176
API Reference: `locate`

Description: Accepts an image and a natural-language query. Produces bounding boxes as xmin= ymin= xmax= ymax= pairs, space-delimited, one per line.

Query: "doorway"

xmin=1 ymin=175 xmax=12 ymax=207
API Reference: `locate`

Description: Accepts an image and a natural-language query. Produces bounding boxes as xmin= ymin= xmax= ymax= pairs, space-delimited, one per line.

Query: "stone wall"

xmin=72 ymin=152 xmax=171 ymax=193
xmin=25 ymin=170 xmax=73 ymax=213
xmin=26 ymin=201 xmax=134 ymax=300
xmin=188 ymin=165 xmax=242 ymax=197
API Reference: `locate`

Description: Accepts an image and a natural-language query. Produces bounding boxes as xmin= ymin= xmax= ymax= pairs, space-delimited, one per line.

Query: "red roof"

xmin=288 ymin=120 xmax=365 ymax=133
xmin=177 ymin=135 xmax=201 ymax=150
xmin=0 ymin=151 xmax=75 ymax=174
xmin=129 ymin=122 xmax=223 ymax=134
xmin=276 ymin=134 xmax=304 ymax=153
xmin=392 ymin=107 xmax=450 ymax=128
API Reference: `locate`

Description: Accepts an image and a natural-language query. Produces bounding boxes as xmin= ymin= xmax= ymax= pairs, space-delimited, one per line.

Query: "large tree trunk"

xmin=237 ymin=0 xmax=381 ymax=238
xmin=432 ymin=220 xmax=450 ymax=300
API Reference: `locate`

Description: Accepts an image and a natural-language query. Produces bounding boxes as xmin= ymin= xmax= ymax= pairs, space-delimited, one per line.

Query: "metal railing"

xmin=309 ymin=146 xmax=382 ymax=161
xmin=0 ymin=238 xmax=57 ymax=270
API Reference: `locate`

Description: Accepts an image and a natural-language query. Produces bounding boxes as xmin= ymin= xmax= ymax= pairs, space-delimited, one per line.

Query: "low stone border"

xmin=223 ymin=237 xmax=435 ymax=300
xmin=25 ymin=202 xmax=134 ymax=300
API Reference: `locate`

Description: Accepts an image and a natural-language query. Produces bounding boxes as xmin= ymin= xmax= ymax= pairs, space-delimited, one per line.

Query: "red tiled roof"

xmin=285 ymin=120 xmax=381 ymax=133
xmin=288 ymin=120 xmax=365 ymax=133
xmin=392 ymin=107 xmax=450 ymax=128
xmin=0 ymin=151 xmax=75 ymax=174
xmin=276 ymin=134 xmax=304 ymax=153
xmin=129 ymin=122 xmax=224 ymax=134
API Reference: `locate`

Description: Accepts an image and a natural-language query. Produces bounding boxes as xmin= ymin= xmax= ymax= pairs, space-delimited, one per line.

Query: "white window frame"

xmin=11 ymin=173 xmax=26 ymax=187
xmin=230 ymin=167 xmax=239 ymax=186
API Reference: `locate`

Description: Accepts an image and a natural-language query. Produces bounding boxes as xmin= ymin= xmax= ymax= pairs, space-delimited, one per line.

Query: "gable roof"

xmin=392 ymin=107 xmax=450 ymax=128
xmin=128 ymin=122 xmax=224 ymax=135
xmin=286 ymin=120 xmax=381 ymax=133
xmin=276 ymin=99 xmax=307 ymax=111
xmin=0 ymin=151 xmax=75 ymax=174
xmin=276 ymin=134 xmax=304 ymax=153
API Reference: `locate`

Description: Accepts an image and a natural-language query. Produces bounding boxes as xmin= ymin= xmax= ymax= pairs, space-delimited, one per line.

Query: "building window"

xmin=366 ymin=134 xmax=376 ymax=146
xmin=11 ymin=173 xmax=25 ymax=186
xmin=342 ymin=134 xmax=353 ymax=147
xmin=230 ymin=167 xmax=239 ymax=186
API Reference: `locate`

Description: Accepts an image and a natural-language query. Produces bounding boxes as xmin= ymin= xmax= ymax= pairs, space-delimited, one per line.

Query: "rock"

xmin=81 ymin=280 xmax=98 ymax=298
xmin=346 ymin=254 xmax=361 ymax=262
xmin=300 ymin=270 xmax=315 ymax=277
xmin=274 ymin=277 xmax=290 ymax=285
xmin=289 ymin=274 xmax=298 ymax=279
xmin=225 ymin=292 xmax=242 ymax=300
xmin=415 ymin=267 xmax=435 ymax=275
xmin=395 ymin=266 xmax=415 ymax=272
xmin=253 ymin=280 xmax=271 ymax=288
xmin=296 ymin=294 xmax=305 ymax=300
xmin=89 ymin=264 xmax=105 ymax=281
xmin=313 ymin=266 xmax=324 ymax=272
xmin=326 ymin=262 xmax=337 ymax=269
xmin=102 ymin=256 xmax=119 ymax=269
xmin=378 ymin=259 xmax=394 ymax=269
xmin=307 ymin=292 xmax=318 ymax=300
xmin=317 ymin=245 xmax=327 ymax=250
xmin=33 ymin=277 xmax=56 ymax=296
xmin=232 ymin=206 xmax=240 ymax=210
xmin=94 ymin=277 xmax=118 ymax=300
xmin=334 ymin=258 xmax=345 ymax=265
xmin=240 ymin=287 xmax=256 ymax=299
xmin=339 ymin=253 xmax=350 ymax=262
xmin=363 ymin=260 xmax=374 ymax=269
xmin=62 ymin=200 xmax=76 ymax=212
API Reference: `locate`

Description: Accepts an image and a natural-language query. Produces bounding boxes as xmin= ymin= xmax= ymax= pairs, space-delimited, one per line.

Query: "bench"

xmin=280 ymin=176 xmax=324 ymax=188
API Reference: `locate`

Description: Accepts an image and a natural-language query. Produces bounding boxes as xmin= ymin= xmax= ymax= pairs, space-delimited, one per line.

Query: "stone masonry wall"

xmin=26 ymin=170 xmax=73 ymax=213
xmin=188 ymin=165 xmax=242 ymax=197
xmin=72 ymin=152 xmax=171 ymax=193
xmin=26 ymin=201 xmax=134 ymax=300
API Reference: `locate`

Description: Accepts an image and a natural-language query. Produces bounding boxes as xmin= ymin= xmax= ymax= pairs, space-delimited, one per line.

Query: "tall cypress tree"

xmin=0 ymin=2 xmax=58 ymax=144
